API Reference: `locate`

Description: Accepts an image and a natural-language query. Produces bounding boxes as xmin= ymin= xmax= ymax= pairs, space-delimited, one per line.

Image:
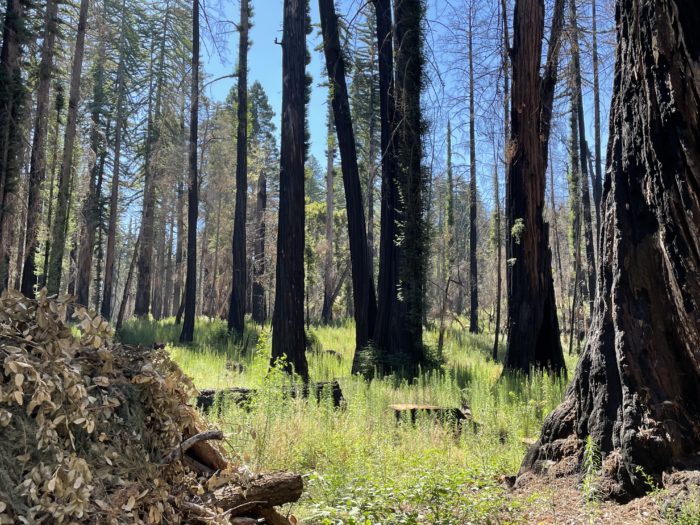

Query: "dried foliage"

xmin=0 ymin=290 xmax=239 ymax=524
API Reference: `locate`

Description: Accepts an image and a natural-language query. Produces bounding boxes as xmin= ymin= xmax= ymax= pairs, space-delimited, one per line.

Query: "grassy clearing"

xmin=120 ymin=318 xmax=576 ymax=524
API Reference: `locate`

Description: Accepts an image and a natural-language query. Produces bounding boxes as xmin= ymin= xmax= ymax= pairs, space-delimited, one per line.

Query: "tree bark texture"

xmin=271 ymin=0 xmax=309 ymax=380
xmin=180 ymin=0 xmax=199 ymax=343
xmin=468 ymin=5 xmax=478 ymax=334
xmin=319 ymin=0 xmax=378 ymax=357
xmin=228 ymin=0 xmax=250 ymax=334
xmin=20 ymin=0 xmax=58 ymax=297
xmin=521 ymin=0 xmax=700 ymax=501
xmin=252 ymin=171 xmax=266 ymax=324
xmin=503 ymin=0 xmax=566 ymax=374
xmin=47 ymin=0 xmax=90 ymax=295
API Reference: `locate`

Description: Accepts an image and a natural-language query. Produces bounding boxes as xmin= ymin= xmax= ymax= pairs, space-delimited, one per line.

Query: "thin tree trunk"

xmin=522 ymin=0 xmax=700 ymax=499
xmin=320 ymin=105 xmax=335 ymax=324
xmin=319 ymin=0 xmax=378 ymax=361
xmin=101 ymin=3 xmax=128 ymax=319
xmin=135 ymin=1 xmax=171 ymax=317
xmin=570 ymin=0 xmax=596 ymax=315
xmin=180 ymin=0 xmax=199 ymax=343
xmin=47 ymin=0 xmax=90 ymax=295
xmin=20 ymin=0 xmax=59 ymax=297
xmin=252 ymin=171 xmax=266 ymax=324
xmin=41 ymin=86 xmax=64 ymax=287
xmin=116 ymin=234 xmax=140 ymax=332
xmin=467 ymin=4 xmax=478 ymax=334
xmin=228 ymin=0 xmax=250 ymax=333
xmin=503 ymin=0 xmax=566 ymax=374
xmin=494 ymin=0 xmax=509 ymax=362
xmin=271 ymin=0 xmax=310 ymax=380
xmin=590 ymin=0 xmax=602 ymax=232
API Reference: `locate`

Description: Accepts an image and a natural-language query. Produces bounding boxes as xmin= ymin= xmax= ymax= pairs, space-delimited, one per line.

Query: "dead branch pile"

xmin=0 ymin=290 xmax=302 ymax=524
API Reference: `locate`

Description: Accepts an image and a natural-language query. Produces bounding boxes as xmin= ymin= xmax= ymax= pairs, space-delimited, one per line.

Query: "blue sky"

xmin=203 ymin=0 xmax=329 ymax=163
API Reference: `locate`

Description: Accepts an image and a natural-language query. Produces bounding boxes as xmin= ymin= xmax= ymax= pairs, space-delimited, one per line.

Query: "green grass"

xmin=120 ymin=317 xmax=575 ymax=524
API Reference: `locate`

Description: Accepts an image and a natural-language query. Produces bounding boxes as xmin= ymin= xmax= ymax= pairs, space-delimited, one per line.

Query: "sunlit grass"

xmin=120 ymin=316 xmax=574 ymax=524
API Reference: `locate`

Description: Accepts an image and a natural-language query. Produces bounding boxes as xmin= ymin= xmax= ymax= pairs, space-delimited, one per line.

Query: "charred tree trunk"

xmin=320 ymin=105 xmax=335 ymax=325
xmin=251 ymin=171 xmax=266 ymax=324
xmin=47 ymin=0 xmax=89 ymax=295
xmin=503 ymin=0 xmax=566 ymax=375
xmin=228 ymin=0 xmax=250 ymax=334
xmin=372 ymin=0 xmax=402 ymax=364
xmin=319 ymin=0 xmax=378 ymax=358
xmin=20 ymin=0 xmax=58 ymax=297
xmin=393 ymin=0 xmax=427 ymax=370
xmin=180 ymin=0 xmax=199 ymax=343
xmin=590 ymin=0 xmax=602 ymax=232
xmin=271 ymin=0 xmax=309 ymax=380
xmin=521 ymin=0 xmax=700 ymax=501
xmin=467 ymin=4 xmax=478 ymax=334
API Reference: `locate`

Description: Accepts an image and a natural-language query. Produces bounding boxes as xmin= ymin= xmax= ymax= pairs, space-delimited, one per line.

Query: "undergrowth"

xmin=120 ymin=318 xmax=574 ymax=524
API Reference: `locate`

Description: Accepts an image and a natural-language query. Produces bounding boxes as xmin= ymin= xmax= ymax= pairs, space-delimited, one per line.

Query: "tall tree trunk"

xmin=320 ymin=105 xmax=335 ymax=324
xmin=372 ymin=0 xmax=403 ymax=366
xmin=209 ymin=195 xmax=221 ymax=317
xmin=101 ymin=3 xmax=128 ymax=319
xmin=393 ymin=0 xmax=427 ymax=370
xmin=0 ymin=0 xmax=25 ymax=291
xmin=228 ymin=0 xmax=250 ymax=333
xmin=76 ymin=73 xmax=110 ymax=308
xmin=180 ymin=0 xmax=199 ymax=343
xmin=319 ymin=0 xmax=378 ymax=360
xmin=494 ymin=0 xmax=509 ymax=362
xmin=590 ymin=0 xmax=602 ymax=232
xmin=570 ymin=0 xmax=596 ymax=315
xmin=503 ymin=0 xmax=566 ymax=374
xmin=135 ymin=1 xmax=171 ymax=317
xmin=252 ymin=171 xmax=266 ymax=324
xmin=20 ymin=0 xmax=58 ymax=297
xmin=41 ymin=85 xmax=64 ymax=287
xmin=271 ymin=0 xmax=309 ymax=381
xmin=437 ymin=120 xmax=455 ymax=358
xmin=47 ymin=0 xmax=89 ymax=295
xmin=467 ymin=4 xmax=478 ymax=334
xmin=522 ymin=0 xmax=700 ymax=500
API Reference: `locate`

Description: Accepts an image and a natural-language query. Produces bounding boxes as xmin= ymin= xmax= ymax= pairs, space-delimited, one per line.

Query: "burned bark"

xmin=503 ymin=0 xmax=566 ymax=374
xmin=521 ymin=0 xmax=700 ymax=500
xmin=319 ymin=0 xmax=377 ymax=359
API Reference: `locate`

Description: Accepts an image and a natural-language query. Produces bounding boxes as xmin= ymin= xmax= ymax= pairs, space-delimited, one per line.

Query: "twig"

xmin=161 ymin=430 xmax=224 ymax=465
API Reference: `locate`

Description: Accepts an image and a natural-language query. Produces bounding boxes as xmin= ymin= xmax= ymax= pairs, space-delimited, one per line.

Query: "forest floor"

xmin=119 ymin=318 xmax=699 ymax=524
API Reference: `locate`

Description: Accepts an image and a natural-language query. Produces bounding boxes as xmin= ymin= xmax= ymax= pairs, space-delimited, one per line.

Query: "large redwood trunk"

xmin=271 ymin=0 xmax=309 ymax=380
xmin=502 ymin=0 xmax=566 ymax=374
xmin=521 ymin=0 xmax=700 ymax=501
xmin=319 ymin=0 xmax=377 ymax=358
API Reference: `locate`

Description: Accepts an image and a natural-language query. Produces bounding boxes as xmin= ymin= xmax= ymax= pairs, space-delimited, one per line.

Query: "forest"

xmin=0 ymin=0 xmax=699 ymax=523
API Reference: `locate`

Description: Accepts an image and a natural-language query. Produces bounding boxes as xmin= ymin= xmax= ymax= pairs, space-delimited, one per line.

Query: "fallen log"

xmin=196 ymin=380 xmax=345 ymax=413
xmin=388 ymin=403 xmax=479 ymax=431
xmin=208 ymin=472 xmax=303 ymax=516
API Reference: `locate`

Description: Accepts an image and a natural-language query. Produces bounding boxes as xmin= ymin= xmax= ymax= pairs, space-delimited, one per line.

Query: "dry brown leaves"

xmin=0 ymin=290 xmax=225 ymax=524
